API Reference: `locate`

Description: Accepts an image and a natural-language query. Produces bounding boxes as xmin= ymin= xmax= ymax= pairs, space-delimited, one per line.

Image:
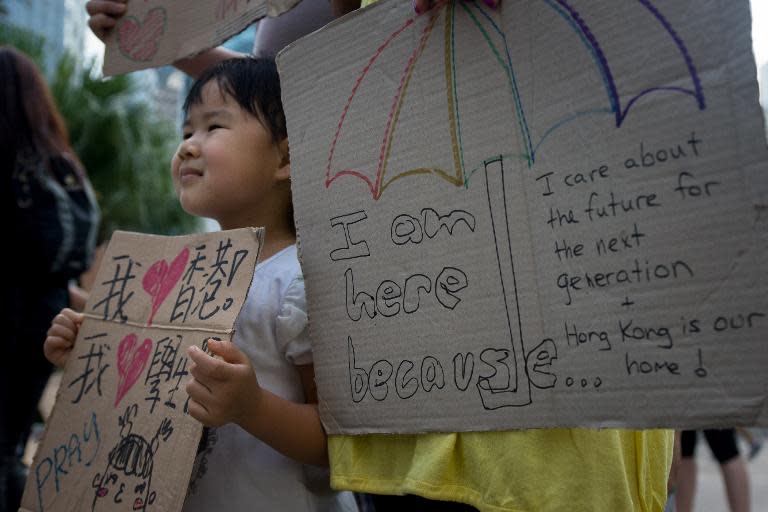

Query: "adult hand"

xmin=86 ymin=0 xmax=128 ymax=42
xmin=44 ymin=308 xmax=84 ymax=368
xmin=186 ymin=339 xmax=262 ymax=428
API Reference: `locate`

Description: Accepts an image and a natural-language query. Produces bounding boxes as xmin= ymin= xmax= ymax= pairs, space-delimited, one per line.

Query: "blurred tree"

xmin=0 ymin=22 xmax=45 ymax=65
xmin=51 ymin=55 xmax=199 ymax=239
xmin=0 ymin=23 xmax=199 ymax=240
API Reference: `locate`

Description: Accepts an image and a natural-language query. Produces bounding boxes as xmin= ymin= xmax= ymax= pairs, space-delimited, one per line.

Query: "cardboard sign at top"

xmin=20 ymin=229 xmax=262 ymax=512
xmin=278 ymin=0 xmax=768 ymax=434
xmin=102 ymin=0 xmax=300 ymax=75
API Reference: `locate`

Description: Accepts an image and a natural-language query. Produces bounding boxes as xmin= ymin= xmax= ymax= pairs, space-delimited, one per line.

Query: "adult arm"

xmin=172 ymin=47 xmax=244 ymax=79
xmin=68 ymin=281 xmax=89 ymax=311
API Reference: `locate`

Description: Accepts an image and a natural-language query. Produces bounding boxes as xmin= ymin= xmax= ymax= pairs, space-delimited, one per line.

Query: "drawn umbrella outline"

xmin=326 ymin=0 xmax=706 ymax=408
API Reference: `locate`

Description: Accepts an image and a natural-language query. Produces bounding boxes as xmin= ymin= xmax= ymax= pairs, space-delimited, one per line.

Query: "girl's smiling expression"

xmin=172 ymin=82 xmax=289 ymax=231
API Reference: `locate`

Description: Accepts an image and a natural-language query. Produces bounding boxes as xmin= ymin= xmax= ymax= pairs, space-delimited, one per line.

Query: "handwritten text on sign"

xmin=279 ymin=0 xmax=768 ymax=433
xmin=20 ymin=229 xmax=261 ymax=512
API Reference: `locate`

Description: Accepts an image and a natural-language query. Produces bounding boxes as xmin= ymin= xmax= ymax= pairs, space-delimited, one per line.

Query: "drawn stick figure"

xmin=92 ymin=411 xmax=173 ymax=511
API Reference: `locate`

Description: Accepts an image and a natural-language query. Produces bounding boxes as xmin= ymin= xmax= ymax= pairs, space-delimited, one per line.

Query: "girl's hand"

xmin=188 ymin=340 xmax=327 ymax=465
xmin=186 ymin=339 xmax=262 ymax=428
xmin=86 ymin=0 xmax=128 ymax=42
xmin=44 ymin=308 xmax=84 ymax=368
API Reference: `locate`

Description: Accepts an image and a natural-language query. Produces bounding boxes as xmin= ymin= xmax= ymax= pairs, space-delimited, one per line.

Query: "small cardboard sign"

xmin=278 ymin=0 xmax=768 ymax=434
xmin=102 ymin=0 xmax=300 ymax=76
xmin=20 ymin=229 xmax=262 ymax=512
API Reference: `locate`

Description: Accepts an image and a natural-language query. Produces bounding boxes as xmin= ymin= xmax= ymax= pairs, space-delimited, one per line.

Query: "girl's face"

xmin=171 ymin=82 xmax=287 ymax=230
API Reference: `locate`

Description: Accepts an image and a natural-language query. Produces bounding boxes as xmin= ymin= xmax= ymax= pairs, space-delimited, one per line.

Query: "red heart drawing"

xmin=115 ymin=334 xmax=152 ymax=407
xmin=143 ymin=247 xmax=189 ymax=326
xmin=116 ymin=7 xmax=167 ymax=62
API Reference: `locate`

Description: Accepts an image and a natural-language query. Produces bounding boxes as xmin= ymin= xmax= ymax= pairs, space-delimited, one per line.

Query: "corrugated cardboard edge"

xmin=727 ymin=6 xmax=768 ymax=426
xmin=278 ymin=41 xmax=344 ymax=431
xmin=290 ymin=205 xmax=340 ymax=431
xmin=275 ymin=0 xmax=390 ymax=437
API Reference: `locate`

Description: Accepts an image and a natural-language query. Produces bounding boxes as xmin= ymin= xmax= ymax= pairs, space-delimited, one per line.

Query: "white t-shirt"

xmin=183 ymin=245 xmax=357 ymax=512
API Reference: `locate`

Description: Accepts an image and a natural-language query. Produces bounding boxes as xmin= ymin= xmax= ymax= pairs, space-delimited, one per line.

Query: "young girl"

xmin=44 ymin=57 xmax=357 ymax=512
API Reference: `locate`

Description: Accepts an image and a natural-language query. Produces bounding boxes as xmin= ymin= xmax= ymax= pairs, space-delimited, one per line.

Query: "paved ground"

xmin=688 ymin=433 xmax=767 ymax=512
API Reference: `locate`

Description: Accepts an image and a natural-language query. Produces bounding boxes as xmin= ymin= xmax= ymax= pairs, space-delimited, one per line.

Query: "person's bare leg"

xmin=721 ymin=456 xmax=750 ymax=512
xmin=675 ymin=457 xmax=697 ymax=512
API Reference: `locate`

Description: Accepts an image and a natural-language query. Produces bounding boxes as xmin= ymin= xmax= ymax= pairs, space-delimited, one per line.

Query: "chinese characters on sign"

xmin=21 ymin=229 xmax=262 ymax=512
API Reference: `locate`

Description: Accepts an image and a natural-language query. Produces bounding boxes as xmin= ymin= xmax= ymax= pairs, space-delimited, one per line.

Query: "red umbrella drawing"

xmin=325 ymin=0 xmax=705 ymax=409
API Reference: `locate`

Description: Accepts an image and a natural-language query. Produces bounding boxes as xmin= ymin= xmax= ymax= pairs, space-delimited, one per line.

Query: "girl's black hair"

xmin=183 ymin=57 xmax=287 ymax=142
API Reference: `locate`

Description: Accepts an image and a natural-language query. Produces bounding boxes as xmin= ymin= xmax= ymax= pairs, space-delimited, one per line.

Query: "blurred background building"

xmin=4 ymin=0 xmax=86 ymax=73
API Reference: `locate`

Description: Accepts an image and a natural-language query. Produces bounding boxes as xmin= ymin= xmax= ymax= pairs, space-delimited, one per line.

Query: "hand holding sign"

xmin=44 ymin=308 xmax=84 ymax=369
xmin=24 ymin=229 xmax=262 ymax=512
xmin=186 ymin=340 xmax=261 ymax=428
xmin=86 ymin=0 xmax=127 ymax=42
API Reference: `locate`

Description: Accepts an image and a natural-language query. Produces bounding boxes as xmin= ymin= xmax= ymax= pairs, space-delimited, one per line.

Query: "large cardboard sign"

xmin=278 ymin=0 xmax=768 ymax=434
xmin=102 ymin=0 xmax=300 ymax=75
xmin=20 ymin=229 xmax=262 ymax=512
